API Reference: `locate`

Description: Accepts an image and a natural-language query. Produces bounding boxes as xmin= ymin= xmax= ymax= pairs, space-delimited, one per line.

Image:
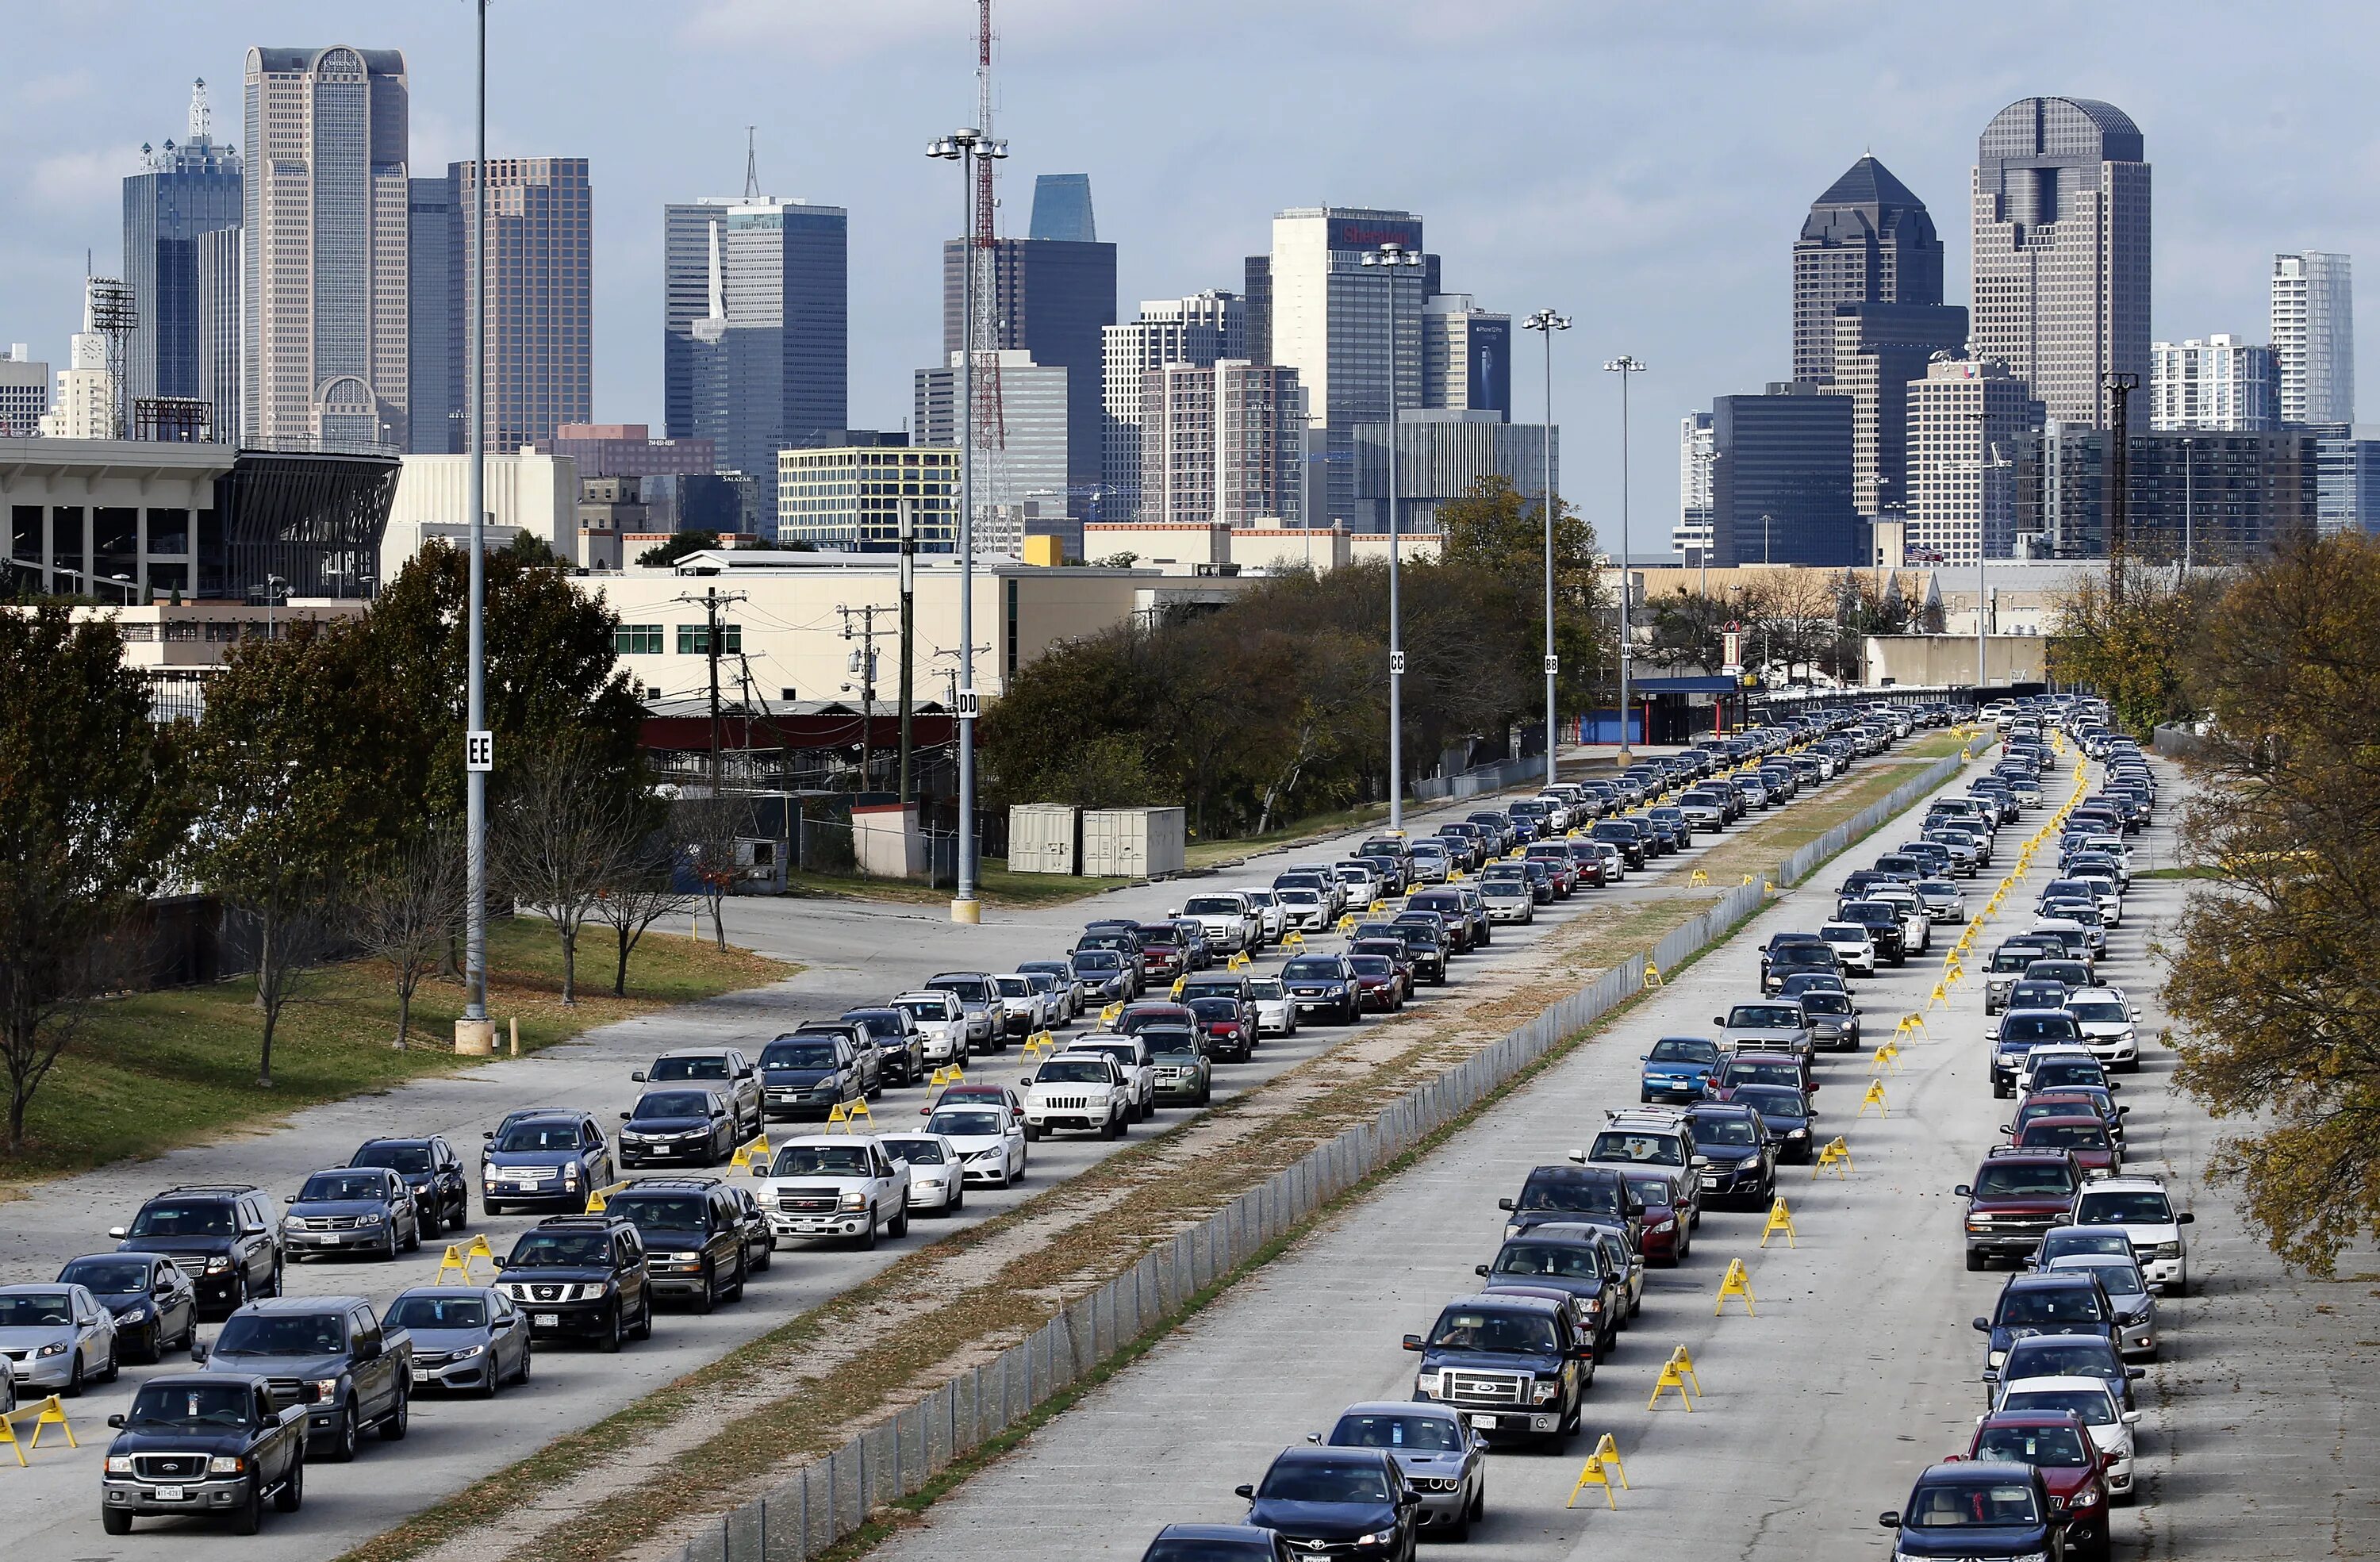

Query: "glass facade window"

xmin=616 ymin=624 xmax=664 ymax=656
xmin=677 ymin=624 xmax=742 ymax=655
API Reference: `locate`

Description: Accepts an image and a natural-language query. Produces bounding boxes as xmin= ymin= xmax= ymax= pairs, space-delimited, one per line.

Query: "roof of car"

xmin=1917 ymin=1458 xmax=2040 ymax=1484
xmin=236 ymin=1293 xmax=374 ymax=1312
xmin=1436 ymin=1291 xmax=1565 ymax=1316
xmin=1152 ymin=1524 xmax=1289 ymax=1541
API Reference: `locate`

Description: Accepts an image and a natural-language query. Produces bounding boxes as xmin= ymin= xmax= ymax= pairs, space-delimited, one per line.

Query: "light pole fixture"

xmin=1603 ymin=354 xmax=1646 ymax=761
xmin=1523 ymin=308 xmax=1570 ymax=788
xmin=1364 ymin=240 xmax=1422 ymax=826
xmin=459 ymin=0 xmax=493 ymax=1053
xmin=927 ymin=127 xmax=1005 ymax=923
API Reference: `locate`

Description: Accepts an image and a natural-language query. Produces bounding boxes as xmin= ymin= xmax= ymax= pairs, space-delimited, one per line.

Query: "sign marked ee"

xmin=466 ymin=731 xmax=494 ymax=773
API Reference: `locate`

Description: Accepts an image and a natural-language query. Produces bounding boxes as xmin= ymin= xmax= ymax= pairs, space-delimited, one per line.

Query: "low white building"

xmin=382 ymin=448 xmax=579 ymax=580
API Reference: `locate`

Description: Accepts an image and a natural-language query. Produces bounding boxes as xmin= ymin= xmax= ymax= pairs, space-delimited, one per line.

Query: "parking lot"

xmin=0 ymin=735 xmax=1914 ymax=1560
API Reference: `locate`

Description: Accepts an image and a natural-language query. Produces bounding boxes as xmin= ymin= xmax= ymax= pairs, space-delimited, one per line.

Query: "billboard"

xmin=1327 ymin=215 xmax=1423 ymax=253
xmin=1467 ymin=315 xmax=1512 ymax=419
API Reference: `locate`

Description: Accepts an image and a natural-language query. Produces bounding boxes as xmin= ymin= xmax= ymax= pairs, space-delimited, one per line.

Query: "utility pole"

xmin=1603 ymin=354 xmax=1647 ymax=762
xmin=675 ymin=587 xmax=746 ymax=797
xmin=838 ymin=603 xmax=885 ymax=793
xmin=2103 ymin=372 xmax=2139 ymax=605
xmin=1523 ymin=308 xmax=1570 ymax=790
xmin=459 ymin=0 xmax=493 ymax=1056
xmin=897 ymin=499 xmax=917 ymax=804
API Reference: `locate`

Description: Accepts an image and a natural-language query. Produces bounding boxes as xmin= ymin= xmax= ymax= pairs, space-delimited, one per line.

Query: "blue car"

xmin=1726 ymin=1083 xmax=1816 ymax=1162
xmin=1880 ymin=1460 xmax=2061 ymax=1559
xmin=1638 ymin=1036 xmax=1722 ymax=1103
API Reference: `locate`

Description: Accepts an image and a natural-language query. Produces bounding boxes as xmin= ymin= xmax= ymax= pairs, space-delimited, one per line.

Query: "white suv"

xmin=993 ymin=973 xmax=1061 ymax=1034
xmin=1173 ymin=891 xmax=1258 ymax=955
xmin=750 ymin=1136 xmax=912 ymax=1249
xmin=1572 ymin=1108 xmax=1704 ymax=1208
xmin=892 ymin=992 xmax=968 ymax=1065
xmin=1020 ymin=1053 xmax=1133 ymax=1141
xmin=1061 ymin=1034 xmax=1157 ymax=1121
xmin=1818 ymin=922 xmax=1879 ymax=976
xmin=2063 ymin=987 xmax=2140 ymax=1071
xmin=2069 ymin=1176 xmax=2194 ymax=1294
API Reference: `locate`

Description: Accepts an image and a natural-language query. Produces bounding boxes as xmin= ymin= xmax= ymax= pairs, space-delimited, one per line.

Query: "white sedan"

xmin=1247 ymin=975 xmax=1299 ymax=1038
xmin=924 ymin=1103 xmax=1028 ymax=1187
xmin=1992 ymin=1374 xmax=2138 ymax=1497
xmin=880 ymin=1132 xmax=969 ymax=1215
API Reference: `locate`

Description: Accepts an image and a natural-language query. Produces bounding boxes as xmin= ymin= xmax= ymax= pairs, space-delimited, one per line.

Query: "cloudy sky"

xmin=4 ymin=0 xmax=2374 ymax=543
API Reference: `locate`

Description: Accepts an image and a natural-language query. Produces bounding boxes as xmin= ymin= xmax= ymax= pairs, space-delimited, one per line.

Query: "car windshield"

xmin=127 ymin=1200 xmax=236 ymax=1237
xmin=1692 ymin=1117 xmax=1760 ymax=1148
xmin=59 ymin=1258 xmax=152 ymax=1294
xmin=505 ymin=1231 xmax=611 ymax=1268
xmin=1188 ymin=999 xmax=1240 ymax=1019
xmin=1035 ymin=1059 xmax=1111 ymax=1084
xmin=2006 ymin=1340 xmax=2120 ymax=1380
xmin=1330 ymin=1412 xmax=1464 ymax=1452
xmin=1492 ymin=1242 xmax=1603 ymax=1279
xmin=1906 ymin=1482 xmax=2044 ymax=1528
xmin=2065 ymin=1261 xmax=2144 ymax=1299
xmin=388 ymin=1295 xmax=489 ymax=1330
xmin=1249 ymin=979 xmax=1284 ymax=1000
xmin=848 ymin=1011 xmax=903 ymax=1038
xmin=2002 ymin=1016 xmax=2081 ymax=1042
xmin=1649 ymin=1038 xmax=1719 ymax=1064
xmin=1350 ymin=956 xmax=1395 ymax=976
xmin=1624 ymin=1176 xmax=1676 ymax=1207
xmin=1974 ymin=1164 xmax=2079 ymax=1198
xmin=651 ymin=1056 xmax=729 ymax=1080
xmin=1259 ymin=1459 xmax=1393 ymax=1505
xmin=298 ymin=1171 xmax=390 ymax=1202
xmin=2022 ymin=1122 xmax=2107 ymax=1149
xmin=1821 ymin=925 xmax=1868 ymax=942
xmin=1799 ymin=992 xmax=1852 ymax=1016
xmin=770 ymin=1146 xmax=872 ymax=1177
xmin=129 ymin=1381 xmax=255 ymax=1428
xmin=1994 ymin=951 xmax=2045 ymax=972
xmin=2002 ymin=1387 xmax=2115 ymax=1426
xmin=1724 ymin=1061 xmax=1799 ymax=1088
xmin=0 ymin=1291 xmax=75 ymax=1327
xmin=1728 ymin=1006 xmax=1799 ymax=1029
xmin=2075 ymin=1190 xmax=2173 ymax=1224
xmin=495 ymin=1122 xmax=582 ymax=1152
xmin=929 ymin=1111 xmax=1004 ymax=1138
xmin=1975 ymin=1425 xmax=2091 ymax=1467
xmin=1134 ymin=927 xmax=1180 ymax=945
xmin=635 ymin=1092 xmax=713 ymax=1119
xmin=1429 ymin=1307 xmax=1560 ymax=1354
xmin=1069 ymin=953 xmax=1120 ymax=973
xmin=931 ymin=978 xmax=991 ymax=1001
xmin=214 ymin=1311 xmax=346 ymax=1354
xmin=1182 ymin=897 xmax=1241 ymax=915
xmin=1283 ymin=959 xmax=1341 ymax=980
xmin=1517 ymin=1172 xmax=1621 ymax=1214
xmin=1589 ymin=1130 xmax=1682 ymax=1167
xmin=2001 ymin=1286 xmax=2103 ymax=1325
xmin=1142 ymin=1029 xmax=1200 ymax=1056
xmin=1732 ymin=1087 xmax=1808 ymax=1116
xmin=762 ymin=1041 xmax=839 ymax=1069
xmin=896 ymin=996 xmax=959 ymax=1019
xmin=2040 ymin=1230 xmax=2133 ymax=1262
xmin=615 ymin=1195 xmax=708 ymax=1233
xmin=2032 ymin=1063 xmax=2103 ymax=1089
xmin=885 ymin=1138 xmax=947 ymax=1165
xmin=352 ymin=1143 xmax=433 ymax=1175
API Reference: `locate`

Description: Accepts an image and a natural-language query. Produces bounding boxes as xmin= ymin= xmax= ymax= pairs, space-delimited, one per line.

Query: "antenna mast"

xmin=971 ymin=0 xmax=1006 ymax=551
xmin=743 ymin=125 xmax=759 ymax=200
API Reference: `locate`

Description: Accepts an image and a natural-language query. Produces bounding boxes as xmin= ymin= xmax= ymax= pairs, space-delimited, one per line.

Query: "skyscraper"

xmin=1707 ymin=383 xmax=1859 ymax=566
xmin=1028 ymin=174 xmax=1096 ymax=243
xmin=1791 ymin=155 xmax=1944 ymax=386
xmin=1676 ymin=411 xmax=1715 ymax=559
xmin=1906 ymin=357 xmax=2040 ymax=563
xmin=1971 ymin=96 xmax=2151 ymax=430
xmin=1422 ymin=296 xmax=1512 ymax=419
xmin=1264 ymin=206 xmax=1431 ymax=528
xmin=2272 ymin=251 xmax=2353 ymax=425
xmin=2151 ymin=334 xmax=2278 ymax=432
xmin=916 ymin=349 xmax=1069 ymax=555
xmin=196 ymin=228 xmax=241 ymax=443
xmin=941 ymin=217 xmax=1117 ymax=521
xmin=0 ymin=347 xmax=48 ymax=438
xmin=1826 ymin=301 xmax=1970 ymax=516
xmin=664 ymin=194 xmax=849 ymax=509
xmin=447 ymin=158 xmax=592 ymax=451
xmin=1142 ymin=361 xmax=1306 ymax=528
xmin=405 ymin=175 xmax=456 ymax=451
xmin=242 ymin=46 xmax=411 ymax=451
xmin=123 ymin=79 xmax=242 ymax=416
xmin=1102 ymin=291 xmax=1245 ymax=518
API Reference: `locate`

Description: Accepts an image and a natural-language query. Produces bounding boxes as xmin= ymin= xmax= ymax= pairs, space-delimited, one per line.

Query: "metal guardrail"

xmin=666 ymin=739 xmax=1983 ymax=1562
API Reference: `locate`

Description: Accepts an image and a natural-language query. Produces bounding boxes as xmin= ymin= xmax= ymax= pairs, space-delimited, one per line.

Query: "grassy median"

xmin=0 ymin=920 xmax=788 ymax=1192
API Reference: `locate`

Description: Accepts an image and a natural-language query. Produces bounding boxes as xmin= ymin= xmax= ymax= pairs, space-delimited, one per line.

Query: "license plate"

xmin=1468 ymin=1414 xmax=1497 ymax=1430
xmin=155 ymin=1485 xmax=186 ymax=1500
xmin=410 ymin=1367 xmax=429 ymax=1383
xmin=535 ymin=1313 xmax=560 ymax=1326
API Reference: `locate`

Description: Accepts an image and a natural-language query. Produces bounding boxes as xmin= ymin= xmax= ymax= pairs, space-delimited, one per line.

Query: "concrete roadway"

xmin=0 ymin=745 xmax=1892 ymax=1560
xmin=864 ymin=746 xmax=2308 ymax=1561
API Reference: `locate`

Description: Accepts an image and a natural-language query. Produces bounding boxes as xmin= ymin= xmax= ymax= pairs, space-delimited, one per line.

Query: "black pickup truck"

xmin=102 ymin=1372 xmax=308 ymax=1534
xmin=195 ymin=1294 xmax=413 ymax=1460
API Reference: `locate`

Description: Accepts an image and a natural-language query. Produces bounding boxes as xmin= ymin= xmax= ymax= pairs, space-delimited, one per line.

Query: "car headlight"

xmin=668 ymin=1250 xmax=701 ymax=1263
xmin=35 ymin=1340 xmax=67 ymax=1357
xmin=313 ymin=1376 xmax=340 ymax=1400
xmin=107 ymin=1455 xmax=136 ymax=1473
xmin=1354 ymin=1530 xmax=1398 ymax=1547
xmin=1987 ymin=1349 xmax=2006 ymax=1367
xmin=205 ymin=1257 xmax=232 ymax=1275
xmin=208 ymin=1455 xmax=246 ymax=1475
xmin=562 ymin=1164 xmax=582 ymax=1184
xmin=839 ymin=1192 xmax=869 ymax=1211
xmin=2151 ymin=1241 xmax=2184 ymax=1259
xmin=122 ymin=1303 xmax=153 ymax=1322
xmin=450 ymin=1343 xmax=486 ymax=1361
xmin=1532 ymin=1379 xmax=1560 ymax=1403
xmin=1787 ymin=1127 xmax=1810 ymax=1139
xmin=1647 ymin=1217 xmax=1676 ymax=1234
xmin=358 ymin=1211 xmax=384 ymax=1226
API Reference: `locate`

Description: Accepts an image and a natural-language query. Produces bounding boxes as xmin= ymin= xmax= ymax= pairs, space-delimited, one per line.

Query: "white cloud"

xmin=25 ymin=148 xmax=122 ymax=213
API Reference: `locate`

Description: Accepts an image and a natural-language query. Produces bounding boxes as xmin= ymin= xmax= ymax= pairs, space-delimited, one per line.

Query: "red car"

xmin=1618 ymin=1169 xmax=1695 ymax=1266
xmin=2012 ymin=1115 xmax=2121 ymax=1177
xmin=1951 ymin=1410 xmax=2111 ymax=1560
xmin=1560 ymin=841 xmax=1609 ymax=888
xmin=1348 ymin=938 xmax=1415 ymax=1000
xmin=1347 ymin=954 xmax=1405 ymax=1013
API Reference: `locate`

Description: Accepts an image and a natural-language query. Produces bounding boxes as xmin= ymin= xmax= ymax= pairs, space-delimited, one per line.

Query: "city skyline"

xmin=3 ymin=2 xmax=2377 ymax=542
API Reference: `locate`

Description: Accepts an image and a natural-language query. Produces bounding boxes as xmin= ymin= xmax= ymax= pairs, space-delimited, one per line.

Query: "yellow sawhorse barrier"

xmin=1857 ymin=1078 xmax=1890 ymax=1118
xmin=1100 ymin=1001 xmax=1124 ymax=1027
xmin=1565 ymin=1433 xmax=1630 ymax=1509
xmin=1646 ymin=1345 xmax=1701 ymax=1410
xmin=1870 ymin=1039 xmax=1902 ymax=1074
xmin=1642 ymin=964 xmax=1664 ymax=991
xmin=1898 ymin=1011 xmax=1929 ymax=1041
xmin=1688 ymin=869 xmax=1710 ymax=887
xmin=929 ymin=1064 xmax=967 ymax=1088
xmin=1226 ymin=950 xmax=1252 ymax=971
xmin=824 ymin=1099 xmax=874 ymax=1132
xmin=1812 ymin=1136 xmax=1852 ymax=1178
xmin=0 ymin=1395 xmax=76 ymax=1465
xmin=583 ymin=1180 xmax=628 ymax=1213
xmin=1336 ymin=913 xmax=1358 ymax=933
xmin=1714 ymin=1257 xmax=1756 ymax=1315
xmin=436 ymin=1232 xmax=496 ymax=1284
xmin=728 ymin=1132 xmax=771 ymax=1171
xmin=1281 ymin=931 xmax=1307 ymax=950
xmin=1760 ymin=1197 xmax=1798 ymax=1248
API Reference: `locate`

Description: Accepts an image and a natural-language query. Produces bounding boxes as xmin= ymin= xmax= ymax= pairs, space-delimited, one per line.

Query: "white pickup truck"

xmin=750 ymin=1136 xmax=912 ymax=1249
xmin=1171 ymin=891 xmax=1258 ymax=954
xmin=1019 ymin=1053 xmax=1133 ymax=1141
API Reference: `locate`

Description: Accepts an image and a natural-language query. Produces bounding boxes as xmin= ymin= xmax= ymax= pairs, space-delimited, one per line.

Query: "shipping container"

xmin=1081 ymin=807 xmax=1187 ymax=880
xmin=1008 ymin=804 xmax=1080 ymax=875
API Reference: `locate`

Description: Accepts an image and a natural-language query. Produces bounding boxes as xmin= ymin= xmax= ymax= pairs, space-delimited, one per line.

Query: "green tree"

xmin=2044 ymin=573 xmax=2217 ymax=739
xmin=637 ymin=529 xmax=720 ymax=567
xmin=0 ymin=608 xmax=189 ymax=1149
xmin=2163 ymin=535 xmax=2380 ymax=1274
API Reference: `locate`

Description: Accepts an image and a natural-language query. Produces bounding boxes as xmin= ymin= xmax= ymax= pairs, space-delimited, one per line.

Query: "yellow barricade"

xmin=1642 ymin=964 xmax=1664 ymax=991
xmin=1870 ymin=1039 xmax=1902 ymax=1074
xmin=1664 ymin=1344 xmax=1702 ymax=1397
xmin=0 ymin=1394 xmax=77 ymax=1465
xmin=1368 ymin=898 xmax=1388 ymax=915
xmin=1926 ymin=981 xmax=1948 ymax=1011
xmin=1100 ymin=1001 xmax=1123 ymax=1027
xmin=436 ymin=1231 xmax=496 ymax=1284
xmin=1170 ymin=977 xmax=1187 ymax=1000
xmin=1741 ymin=873 xmax=1756 ymax=885
xmin=584 ymin=1180 xmax=628 ymax=1213
xmin=825 ymin=1100 xmax=875 ymax=1132
xmin=1811 ymin=1136 xmax=1852 ymax=1179
xmin=1857 ymin=1078 xmax=1890 ymax=1118
xmin=1714 ymin=1257 xmax=1756 ymax=1316
xmin=0 ymin=1407 xmax=18 ymax=1467
xmin=1646 ymin=1349 xmax=1698 ymax=1411
xmin=930 ymin=1064 xmax=966 ymax=1087
xmin=1688 ymin=869 xmax=1710 ymax=887
xmin=1336 ymin=913 xmax=1358 ymax=933
xmin=1566 ymin=1433 xmax=1630 ymax=1509
xmin=1281 ymin=931 xmax=1307 ymax=950
xmin=1898 ymin=1011 xmax=1929 ymax=1039
xmin=728 ymin=1132 xmax=771 ymax=1171
xmin=1760 ymin=1197 xmax=1798 ymax=1248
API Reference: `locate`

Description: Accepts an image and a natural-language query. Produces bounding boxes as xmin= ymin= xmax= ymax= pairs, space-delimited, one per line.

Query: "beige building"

xmin=383 ymin=448 xmax=579 ymax=580
xmin=1080 ymin=517 xmax=1437 ymax=576
xmin=1864 ymin=632 xmax=2046 ymax=689
xmin=777 ymin=443 xmax=958 ymax=551
xmin=1906 ymin=357 xmax=2035 ymax=565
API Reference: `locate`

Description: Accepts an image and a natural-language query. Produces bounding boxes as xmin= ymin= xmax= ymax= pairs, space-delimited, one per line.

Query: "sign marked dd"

xmin=466 ymin=731 xmax=494 ymax=773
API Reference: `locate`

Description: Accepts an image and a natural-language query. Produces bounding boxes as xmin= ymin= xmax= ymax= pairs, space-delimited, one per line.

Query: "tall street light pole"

xmin=1364 ymin=241 xmax=1422 ymax=827
xmin=1603 ymin=355 xmax=1645 ymax=762
xmin=1523 ymin=309 xmax=1570 ymax=788
xmin=927 ymin=128 xmax=1003 ymax=923
xmin=459 ymin=0 xmax=493 ymax=1052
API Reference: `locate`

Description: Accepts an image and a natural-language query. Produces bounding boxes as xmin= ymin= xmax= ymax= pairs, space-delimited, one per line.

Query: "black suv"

xmin=601 ymin=1179 xmax=752 ymax=1313
xmin=1497 ymin=1164 xmax=1642 ymax=1250
xmin=111 ymin=1186 xmax=283 ymax=1315
xmin=1402 ymin=1291 xmax=1593 ymax=1446
xmin=495 ymin=1215 xmax=654 ymax=1352
xmin=349 ymin=1136 xmax=470 ymax=1234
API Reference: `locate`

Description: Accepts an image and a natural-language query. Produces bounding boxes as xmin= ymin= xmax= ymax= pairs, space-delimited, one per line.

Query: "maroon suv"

xmin=1955 ymin=1148 xmax=2083 ymax=1271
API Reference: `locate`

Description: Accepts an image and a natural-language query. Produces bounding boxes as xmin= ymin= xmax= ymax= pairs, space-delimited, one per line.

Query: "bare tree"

xmin=672 ymin=794 xmax=754 ymax=953
xmin=589 ymin=831 xmax=694 ymax=996
xmin=347 ymin=824 xmax=468 ymax=1047
xmin=493 ymin=737 xmax=647 ymax=1005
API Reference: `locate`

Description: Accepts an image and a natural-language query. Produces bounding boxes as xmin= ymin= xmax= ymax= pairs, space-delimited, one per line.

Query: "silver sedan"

xmin=0 ymin=1284 xmax=118 ymax=1395
xmin=1318 ymin=1401 xmax=1488 ymax=1540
